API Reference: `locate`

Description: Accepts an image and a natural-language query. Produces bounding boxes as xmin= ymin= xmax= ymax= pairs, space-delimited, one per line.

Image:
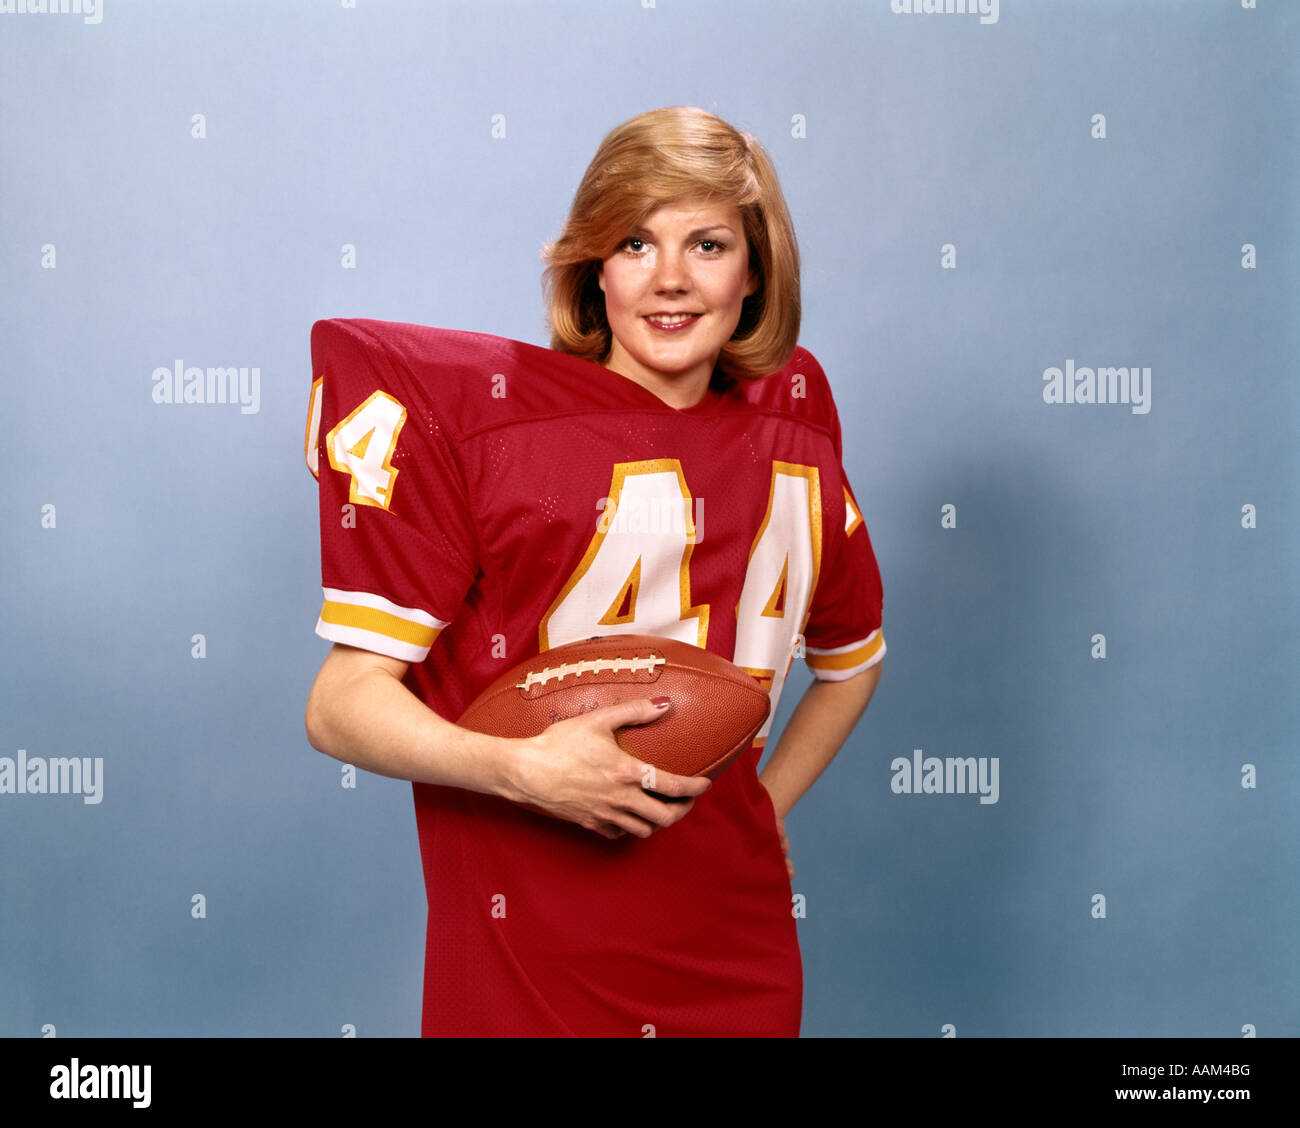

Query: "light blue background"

xmin=1 ymin=0 xmax=1296 ymax=1037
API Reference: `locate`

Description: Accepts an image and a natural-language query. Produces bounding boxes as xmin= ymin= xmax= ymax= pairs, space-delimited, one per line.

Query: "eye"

xmin=698 ymin=239 xmax=726 ymax=254
xmin=620 ymin=237 xmax=648 ymax=254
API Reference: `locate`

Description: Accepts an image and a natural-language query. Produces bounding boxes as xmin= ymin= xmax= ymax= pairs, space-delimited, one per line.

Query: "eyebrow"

xmin=628 ymin=224 xmax=737 ymax=240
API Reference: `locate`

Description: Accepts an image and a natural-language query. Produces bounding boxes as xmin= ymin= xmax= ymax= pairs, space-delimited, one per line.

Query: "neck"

xmin=602 ymin=358 xmax=716 ymax=410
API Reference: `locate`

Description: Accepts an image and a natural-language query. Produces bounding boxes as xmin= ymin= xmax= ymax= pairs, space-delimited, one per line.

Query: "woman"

xmin=304 ymin=106 xmax=885 ymax=1036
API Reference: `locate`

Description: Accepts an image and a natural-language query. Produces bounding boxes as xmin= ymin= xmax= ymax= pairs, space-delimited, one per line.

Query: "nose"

xmin=650 ymin=244 xmax=688 ymax=293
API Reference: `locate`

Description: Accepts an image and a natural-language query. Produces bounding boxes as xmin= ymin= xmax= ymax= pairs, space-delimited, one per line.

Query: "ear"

xmin=744 ymin=269 xmax=759 ymax=298
xmin=597 ymin=264 xmax=606 ymax=294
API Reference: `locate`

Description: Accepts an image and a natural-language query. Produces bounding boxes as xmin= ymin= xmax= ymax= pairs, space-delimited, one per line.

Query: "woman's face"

xmin=597 ymin=196 xmax=757 ymax=406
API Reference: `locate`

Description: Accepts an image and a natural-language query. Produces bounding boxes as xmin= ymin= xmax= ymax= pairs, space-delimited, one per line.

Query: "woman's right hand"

xmin=306 ymin=645 xmax=708 ymax=840
xmin=500 ymin=697 xmax=712 ymax=839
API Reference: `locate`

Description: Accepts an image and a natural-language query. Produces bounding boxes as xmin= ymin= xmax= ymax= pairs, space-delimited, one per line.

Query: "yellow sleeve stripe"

xmin=316 ymin=588 xmax=449 ymax=662
xmin=320 ymin=600 xmax=440 ymax=649
xmin=805 ymin=630 xmax=885 ymax=677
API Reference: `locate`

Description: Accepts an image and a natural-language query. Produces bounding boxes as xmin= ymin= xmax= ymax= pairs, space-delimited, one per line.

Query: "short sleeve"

xmin=306 ymin=319 xmax=480 ymax=663
xmin=800 ymin=372 xmax=885 ymax=680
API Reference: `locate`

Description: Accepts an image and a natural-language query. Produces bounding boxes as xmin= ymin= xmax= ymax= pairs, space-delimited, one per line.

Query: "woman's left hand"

xmin=774 ymin=813 xmax=793 ymax=878
xmin=759 ymin=779 xmax=794 ymax=878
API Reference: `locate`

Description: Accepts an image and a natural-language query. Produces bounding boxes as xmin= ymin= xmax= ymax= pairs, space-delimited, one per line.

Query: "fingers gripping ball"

xmin=457 ymin=635 xmax=770 ymax=779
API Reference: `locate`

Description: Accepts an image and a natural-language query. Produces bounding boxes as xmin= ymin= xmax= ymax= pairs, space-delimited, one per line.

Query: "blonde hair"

xmin=542 ymin=106 xmax=801 ymax=381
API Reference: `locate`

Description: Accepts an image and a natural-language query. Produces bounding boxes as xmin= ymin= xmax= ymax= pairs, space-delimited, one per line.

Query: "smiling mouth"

xmin=644 ymin=313 xmax=702 ymax=330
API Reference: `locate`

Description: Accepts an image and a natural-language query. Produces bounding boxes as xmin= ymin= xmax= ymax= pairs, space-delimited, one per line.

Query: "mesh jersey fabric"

xmin=307 ymin=318 xmax=885 ymax=1036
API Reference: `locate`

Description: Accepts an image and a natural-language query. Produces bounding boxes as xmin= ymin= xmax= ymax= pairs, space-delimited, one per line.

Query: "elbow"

xmin=304 ymin=676 xmax=332 ymax=754
xmin=303 ymin=695 xmax=322 ymax=754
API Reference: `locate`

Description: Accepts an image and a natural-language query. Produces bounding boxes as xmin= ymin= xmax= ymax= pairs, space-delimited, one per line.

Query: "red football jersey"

xmin=307 ymin=318 xmax=885 ymax=1036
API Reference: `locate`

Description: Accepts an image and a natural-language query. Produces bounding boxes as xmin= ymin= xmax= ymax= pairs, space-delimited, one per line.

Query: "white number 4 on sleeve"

xmin=311 ymin=386 xmax=408 ymax=510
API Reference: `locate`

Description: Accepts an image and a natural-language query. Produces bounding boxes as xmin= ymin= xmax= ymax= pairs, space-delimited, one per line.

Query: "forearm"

xmin=305 ymin=651 xmax=512 ymax=797
xmin=305 ymin=643 xmax=710 ymax=839
xmin=758 ymin=663 xmax=882 ymax=819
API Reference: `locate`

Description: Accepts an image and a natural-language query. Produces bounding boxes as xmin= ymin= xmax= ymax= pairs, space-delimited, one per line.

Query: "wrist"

xmin=757 ymin=772 xmax=793 ymax=821
xmin=473 ymin=732 xmax=534 ymax=803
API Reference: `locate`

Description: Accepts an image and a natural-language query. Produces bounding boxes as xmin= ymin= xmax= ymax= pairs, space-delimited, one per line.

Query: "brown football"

xmin=456 ymin=634 xmax=770 ymax=780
